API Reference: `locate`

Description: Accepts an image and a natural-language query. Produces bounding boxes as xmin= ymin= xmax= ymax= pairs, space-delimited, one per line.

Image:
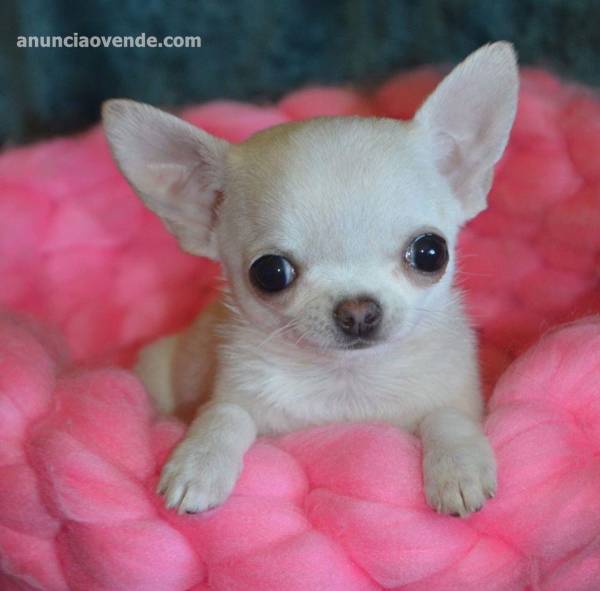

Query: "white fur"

xmin=103 ymin=43 xmax=518 ymax=516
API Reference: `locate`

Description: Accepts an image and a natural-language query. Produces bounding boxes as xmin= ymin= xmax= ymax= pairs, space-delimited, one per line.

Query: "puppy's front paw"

xmin=423 ymin=439 xmax=496 ymax=517
xmin=157 ymin=440 xmax=242 ymax=514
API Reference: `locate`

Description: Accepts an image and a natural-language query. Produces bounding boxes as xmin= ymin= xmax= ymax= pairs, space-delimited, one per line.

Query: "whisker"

xmin=258 ymin=317 xmax=300 ymax=348
xmin=454 ymin=270 xmax=494 ymax=278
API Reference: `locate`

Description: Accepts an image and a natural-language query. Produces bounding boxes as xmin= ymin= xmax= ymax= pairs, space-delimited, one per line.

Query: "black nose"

xmin=333 ymin=297 xmax=382 ymax=338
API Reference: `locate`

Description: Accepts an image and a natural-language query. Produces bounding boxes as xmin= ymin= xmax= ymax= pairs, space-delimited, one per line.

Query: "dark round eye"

xmin=406 ymin=233 xmax=448 ymax=273
xmin=249 ymin=255 xmax=296 ymax=293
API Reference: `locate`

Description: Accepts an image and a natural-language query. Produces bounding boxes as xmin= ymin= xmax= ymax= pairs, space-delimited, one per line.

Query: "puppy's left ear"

xmin=415 ymin=42 xmax=519 ymax=219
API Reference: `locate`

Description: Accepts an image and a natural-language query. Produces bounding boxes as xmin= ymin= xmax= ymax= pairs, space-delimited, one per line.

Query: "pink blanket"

xmin=0 ymin=68 xmax=599 ymax=590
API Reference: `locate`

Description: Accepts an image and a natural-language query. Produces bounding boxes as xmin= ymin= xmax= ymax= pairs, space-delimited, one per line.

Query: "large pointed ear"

xmin=102 ymin=99 xmax=230 ymax=260
xmin=415 ymin=42 xmax=519 ymax=219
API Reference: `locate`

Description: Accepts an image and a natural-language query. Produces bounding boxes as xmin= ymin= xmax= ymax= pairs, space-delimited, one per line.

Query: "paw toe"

xmin=425 ymin=446 xmax=497 ymax=517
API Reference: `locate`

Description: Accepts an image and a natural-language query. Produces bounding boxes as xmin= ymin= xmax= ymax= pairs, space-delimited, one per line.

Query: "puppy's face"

xmin=103 ymin=43 xmax=518 ymax=353
xmin=218 ymin=118 xmax=462 ymax=351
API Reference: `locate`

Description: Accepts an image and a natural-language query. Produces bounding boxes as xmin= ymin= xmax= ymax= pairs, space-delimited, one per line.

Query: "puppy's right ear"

xmin=102 ymin=99 xmax=229 ymax=260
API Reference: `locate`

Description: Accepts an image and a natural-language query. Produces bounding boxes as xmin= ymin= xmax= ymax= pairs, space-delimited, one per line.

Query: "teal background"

xmin=2 ymin=0 xmax=600 ymax=144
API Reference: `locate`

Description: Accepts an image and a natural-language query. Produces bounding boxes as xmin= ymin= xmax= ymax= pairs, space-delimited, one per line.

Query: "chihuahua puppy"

xmin=102 ymin=43 xmax=518 ymax=517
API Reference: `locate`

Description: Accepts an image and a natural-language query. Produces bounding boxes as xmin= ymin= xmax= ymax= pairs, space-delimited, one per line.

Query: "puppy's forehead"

xmin=228 ymin=117 xmax=455 ymax=258
xmin=236 ymin=116 xmax=425 ymax=191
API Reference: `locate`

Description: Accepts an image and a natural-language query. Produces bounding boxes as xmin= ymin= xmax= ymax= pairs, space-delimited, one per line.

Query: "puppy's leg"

xmin=135 ymin=335 xmax=178 ymax=414
xmin=135 ymin=300 xmax=223 ymax=421
xmin=158 ymin=401 xmax=256 ymax=514
xmin=419 ymin=408 xmax=496 ymax=517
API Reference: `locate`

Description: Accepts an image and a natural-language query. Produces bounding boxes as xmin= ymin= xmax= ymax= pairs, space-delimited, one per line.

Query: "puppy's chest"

xmin=235 ymin=352 xmax=436 ymax=434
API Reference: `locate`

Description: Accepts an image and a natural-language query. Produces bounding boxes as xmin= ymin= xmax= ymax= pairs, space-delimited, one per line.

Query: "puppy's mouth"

xmin=339 ymin=337 xmax=379 ymax=351
xmin=284 ymin=326 xmax=381 ymax=353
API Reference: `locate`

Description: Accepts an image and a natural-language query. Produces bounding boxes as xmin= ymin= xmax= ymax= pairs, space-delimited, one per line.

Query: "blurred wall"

xmin=2 ymin=0 xmax=600 ymax=144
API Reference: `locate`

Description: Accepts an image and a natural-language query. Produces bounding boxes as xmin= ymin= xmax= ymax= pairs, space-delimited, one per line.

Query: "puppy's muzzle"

xmin=333 ymin=297 xmax=382 ymax=338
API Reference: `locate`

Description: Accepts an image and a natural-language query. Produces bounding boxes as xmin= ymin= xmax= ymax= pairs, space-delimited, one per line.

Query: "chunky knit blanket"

xmin=0 ymin=68 xmax=599 ymax=590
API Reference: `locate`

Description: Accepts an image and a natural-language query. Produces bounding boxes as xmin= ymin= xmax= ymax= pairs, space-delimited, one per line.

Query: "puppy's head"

xmin=103 ymin=43 xmax=518 ymax=352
